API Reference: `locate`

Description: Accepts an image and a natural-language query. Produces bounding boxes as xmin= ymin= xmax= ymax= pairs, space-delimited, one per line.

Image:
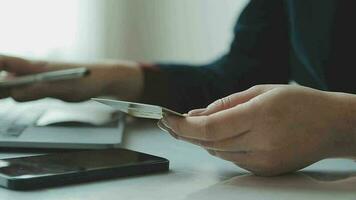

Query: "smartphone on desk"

xmin=0 ymin=148 xmax=169 ymax=190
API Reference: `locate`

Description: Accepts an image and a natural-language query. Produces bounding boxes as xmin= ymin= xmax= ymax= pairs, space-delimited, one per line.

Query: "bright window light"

xmin=0 ymin=0 xmax=80 ymax=58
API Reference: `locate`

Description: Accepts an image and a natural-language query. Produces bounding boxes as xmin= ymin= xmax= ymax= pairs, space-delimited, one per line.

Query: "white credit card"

xmin=92 ymin=98 xmax=184 ymax=120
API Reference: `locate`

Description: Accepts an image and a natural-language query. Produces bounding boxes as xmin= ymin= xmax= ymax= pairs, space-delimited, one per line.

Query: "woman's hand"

xmin=159 ymin=85 xmax=356 ymax=176
xmin=0 ymin=55 xmax=143 ymax=102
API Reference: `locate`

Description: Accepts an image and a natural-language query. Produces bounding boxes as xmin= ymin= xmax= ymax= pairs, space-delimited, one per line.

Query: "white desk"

xmin=0 ymin=120 xmax=356 ymax=200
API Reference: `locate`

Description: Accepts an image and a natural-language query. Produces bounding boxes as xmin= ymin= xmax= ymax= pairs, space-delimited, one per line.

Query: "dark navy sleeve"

xmin=141 ymin=0 xmax=291 ymax=113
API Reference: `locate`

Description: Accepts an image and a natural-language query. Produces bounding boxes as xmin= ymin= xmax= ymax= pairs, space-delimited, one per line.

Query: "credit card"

xmin=92 ymin=98 xmax=184 ymax=120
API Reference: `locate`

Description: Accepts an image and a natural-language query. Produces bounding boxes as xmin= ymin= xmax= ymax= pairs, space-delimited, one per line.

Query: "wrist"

xmin=329 ymin=91 xmax=356 ymax=157
xmin=101 ymin=61 xmax=144 ymax=101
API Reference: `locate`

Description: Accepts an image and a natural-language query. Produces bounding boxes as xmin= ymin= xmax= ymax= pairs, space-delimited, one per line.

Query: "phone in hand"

xmin=0 ymin=148 xmax=169 ymax=190
xmin=0 ymin=67 xmax=90 ymax=88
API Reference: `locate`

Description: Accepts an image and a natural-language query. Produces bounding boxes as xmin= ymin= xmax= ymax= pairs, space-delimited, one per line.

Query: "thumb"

xmin=189 ymin=85 xmax=277 ymax=116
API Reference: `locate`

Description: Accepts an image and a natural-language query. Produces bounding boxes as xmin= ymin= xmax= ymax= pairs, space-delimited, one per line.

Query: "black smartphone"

xmin=0 ymin=148 xmax=169 ymax=190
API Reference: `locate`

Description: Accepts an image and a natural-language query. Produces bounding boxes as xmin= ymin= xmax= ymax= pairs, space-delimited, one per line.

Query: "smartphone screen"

xmin=0 ymin=149 xmax=169 ymax=190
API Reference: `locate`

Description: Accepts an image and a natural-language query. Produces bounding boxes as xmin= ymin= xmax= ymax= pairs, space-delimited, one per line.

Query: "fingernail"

xmin=157 ymin=120 xmax=170 ymax=133
xmin=207 ymin=150 xmax=216 ymax=156
xmin=161 ymin=114 xmax=171 ymax=128
xmin=169 ymin=131 xmax=179 ymax=139
xmin=157 ymin=121 xmax=179 ymax=139
xmin=207 ymin=102 xmax=216 ymax=109
xmin=188 ymin=108 xmax=206 ymax=116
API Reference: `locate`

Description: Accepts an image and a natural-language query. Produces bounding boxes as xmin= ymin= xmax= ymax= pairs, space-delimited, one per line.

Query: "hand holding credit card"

xmin=92 ymin=98 xmax=184 ymax=119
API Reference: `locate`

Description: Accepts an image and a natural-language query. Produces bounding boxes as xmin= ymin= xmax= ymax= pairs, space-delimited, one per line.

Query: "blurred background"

xmin=0 ymin=0 xmax=248 ymax=64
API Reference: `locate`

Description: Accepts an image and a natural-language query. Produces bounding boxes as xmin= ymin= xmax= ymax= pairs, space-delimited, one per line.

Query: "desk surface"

xmin=0 ymin=121 xmax=356 ymax=200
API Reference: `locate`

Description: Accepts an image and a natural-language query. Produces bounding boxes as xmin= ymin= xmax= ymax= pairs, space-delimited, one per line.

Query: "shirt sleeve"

xmin=140 ymin=0 xmax=291 ymax=113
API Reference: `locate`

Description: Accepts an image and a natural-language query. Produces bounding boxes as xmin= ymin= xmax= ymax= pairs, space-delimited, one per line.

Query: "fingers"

xmin=213 ymin=150 xmax=250 ymax=162
xmin=197 ymin=131 xmax=250 ymax=151
xmin=187 ymin=108 xmax=207 ymax=116
xmin=202 ymin=91 xmax=253 ymax=116
xmin=1 ymin=55 xmax=48 ymax=100
xmin=164 ymin=120 xmax=251 ymax=152
xmin=179 ymin=131 xmax=250 ymax=151
xmin=9 ymin=81 xmax=87 ymax=102
xmin=164 ymin=102 xmax=254 ymax=141
xmin=159 ymin=117 xmax=248 ymax=152
xmin=206 ymin=150 xmax=252 ymax=166
xmin=0 ymin=55 xmax=46 ymax=75
xmin=189 ymin=85 xmax=279 ymax=117
xmin=159 ymin=120 xmax=252 ymax=162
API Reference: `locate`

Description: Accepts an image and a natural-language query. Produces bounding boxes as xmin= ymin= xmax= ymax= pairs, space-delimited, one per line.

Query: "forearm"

xmin=102 ymin=62 xmax=144 ymax=101
xmin=33 ymin=59 xmax=144 ymax=101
